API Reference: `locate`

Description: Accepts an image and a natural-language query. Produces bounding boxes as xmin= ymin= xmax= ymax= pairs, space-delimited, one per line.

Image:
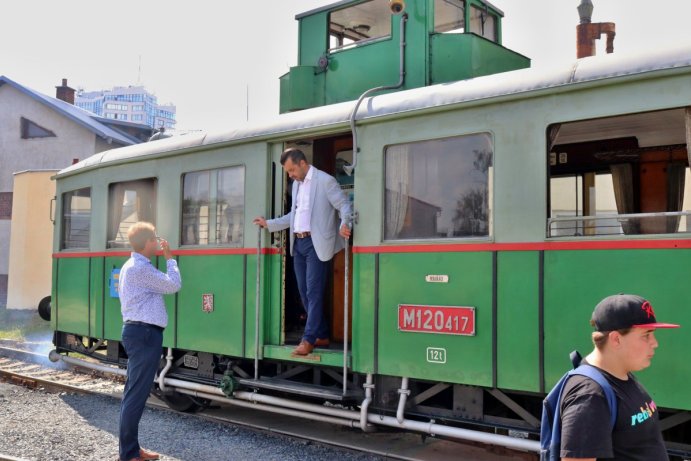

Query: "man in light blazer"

xmin=254 ymin=148 xmax=352 ymax=355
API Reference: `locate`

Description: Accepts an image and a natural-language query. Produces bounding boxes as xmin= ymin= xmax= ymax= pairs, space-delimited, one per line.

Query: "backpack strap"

xmin=569 ymin=364 xmax=618 ymax=429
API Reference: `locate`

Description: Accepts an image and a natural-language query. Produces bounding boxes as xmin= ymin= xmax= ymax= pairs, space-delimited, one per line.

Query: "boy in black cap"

xmin=558 ymin=294 xmax=679 ymax=461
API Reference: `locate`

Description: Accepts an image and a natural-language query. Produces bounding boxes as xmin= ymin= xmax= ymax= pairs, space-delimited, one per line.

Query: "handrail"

xmin=342 ymin=223 xmax=351 ymax=396
xmin=547 ymin=211 xmax=691 ymax=237
xmin=254 ymin=226 xmax=262 ymax=380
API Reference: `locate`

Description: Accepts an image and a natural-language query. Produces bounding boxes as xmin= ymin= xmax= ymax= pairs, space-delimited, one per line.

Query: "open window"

xmin=384 ymin=133 xmax=493 ymax=240
xmin=107 ymin=178 xmax=157 ymax=248
xmin=547 ymin=108 xmax=691 ymax=237
xmin=329 ymin=0 xmax=391 ymax=51
xmin=181 ymin=166 xmax=245 ymax=246
xmin=434 ymin=0 xmax=465 ymax=34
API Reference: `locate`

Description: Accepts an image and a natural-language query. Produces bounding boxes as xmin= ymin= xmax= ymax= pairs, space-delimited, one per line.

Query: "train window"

xmin=329 ymin=0 xmax=391 ymax=51
xmin=181 ymin=166 xmax=245 ymax=246
xmin=107 ymin=179 xmax=157 ymax=248
xmin=547 ymin=109 xmax=691 ymax=237
xmin=384 ymin=133 xmax=493 ymax=240
xmin=469 ymin=4 xmax=496 ymax=42
xmin=434 ymin=0 xmax=465 ymax=34
xmin=61 ymin=188 xmax=91 ymax=249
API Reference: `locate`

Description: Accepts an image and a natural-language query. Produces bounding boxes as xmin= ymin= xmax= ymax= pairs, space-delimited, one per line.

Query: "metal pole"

xmin=342 ymin=226 xmax=350 ymax=396
xmin=254 ymin=226 xmax=262 ymax=380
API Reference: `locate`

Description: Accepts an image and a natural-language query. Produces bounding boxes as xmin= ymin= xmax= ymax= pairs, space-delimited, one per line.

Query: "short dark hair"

xmin=280 ymin=148 xmax=307 ymax=166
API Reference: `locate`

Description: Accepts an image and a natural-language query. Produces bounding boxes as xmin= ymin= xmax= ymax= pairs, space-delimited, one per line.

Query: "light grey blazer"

xmin=267 ymin=167 xmax=352 ymax=262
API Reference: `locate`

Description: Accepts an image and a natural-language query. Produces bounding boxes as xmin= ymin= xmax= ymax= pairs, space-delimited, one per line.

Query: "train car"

xmin=47 ymin=0 xmax=691 ymax=456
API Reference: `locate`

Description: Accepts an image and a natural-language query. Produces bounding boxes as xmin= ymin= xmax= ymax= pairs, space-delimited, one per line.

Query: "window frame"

xmin=106 ymin=177 xmax=158 ymax=249
xmin=60 ymin=187 xmax=92 ymax=250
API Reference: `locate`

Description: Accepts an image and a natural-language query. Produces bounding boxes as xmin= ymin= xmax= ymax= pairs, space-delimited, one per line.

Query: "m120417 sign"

xmin=398 ymin=304 xmax=475 ymax=336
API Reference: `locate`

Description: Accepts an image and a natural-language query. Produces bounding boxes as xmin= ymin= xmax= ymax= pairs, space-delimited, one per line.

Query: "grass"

xmin=0 ymin=304 xmax=52 ymax=342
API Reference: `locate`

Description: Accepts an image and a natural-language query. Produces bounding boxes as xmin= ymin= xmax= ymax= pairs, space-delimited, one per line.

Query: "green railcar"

xmin=48 ymin=1 xmax=691 ymax=456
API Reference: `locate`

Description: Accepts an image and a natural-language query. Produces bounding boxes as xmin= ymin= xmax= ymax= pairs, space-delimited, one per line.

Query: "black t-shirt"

xmin=559 ymin=367 xmax=668 ymax=460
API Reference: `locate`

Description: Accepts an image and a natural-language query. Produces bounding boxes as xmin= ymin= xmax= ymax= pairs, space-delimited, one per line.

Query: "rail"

xmin=547 ymin=211 xmax=691 ymax=237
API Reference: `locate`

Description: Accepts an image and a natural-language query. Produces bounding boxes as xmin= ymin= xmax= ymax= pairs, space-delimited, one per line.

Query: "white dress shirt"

xmin=294 ymin=166 xmax=313 ymax=233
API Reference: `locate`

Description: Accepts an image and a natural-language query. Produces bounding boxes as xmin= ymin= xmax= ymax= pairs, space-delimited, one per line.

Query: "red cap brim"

xmin=633 ymin=323 xmax=681 ymax=329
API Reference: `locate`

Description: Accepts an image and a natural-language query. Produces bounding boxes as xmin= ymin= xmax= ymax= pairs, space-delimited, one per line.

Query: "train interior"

xmin=548 ymin=107 xmax=691 ymax=237
xmin=279 ymin=134 xmax=355 ymax=350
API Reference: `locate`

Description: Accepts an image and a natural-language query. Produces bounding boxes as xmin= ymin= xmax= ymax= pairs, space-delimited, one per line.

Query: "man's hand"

xmin=339 ymin=223 xmax=351 ymax=238
xmin=253 ymin=217 xmax=268 ymax=228
xmin=160 ymin=238 xmax=173 ymax=260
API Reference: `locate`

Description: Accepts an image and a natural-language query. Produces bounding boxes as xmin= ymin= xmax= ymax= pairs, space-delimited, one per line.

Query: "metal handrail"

xmin=547 ymin=211 xmax=691 ymax=237
xmin=342 ymin=223 xmax=351 ymax=396
xmin=254 ymin=226 xmax=262 ymax=380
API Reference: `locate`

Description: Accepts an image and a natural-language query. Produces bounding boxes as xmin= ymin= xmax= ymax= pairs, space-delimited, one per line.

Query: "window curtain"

xmin=107 ymin=184 xmax=126 ymax=246
xmin=385 ymin=146 xmax=410 ymax=239
xmin=686 ymin=107 xmax=691 ymax=166
xmin=666 ymin=162 xmax=686 ymax=233
xmin=610 ymin=163 xmax=638 ymax=235
xmin=548 ymin=124 xmax=561 ymax=151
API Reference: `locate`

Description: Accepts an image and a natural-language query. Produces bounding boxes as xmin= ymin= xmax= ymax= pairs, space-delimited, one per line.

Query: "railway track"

xmin=0 ymin=345 xmax=534 ymax=461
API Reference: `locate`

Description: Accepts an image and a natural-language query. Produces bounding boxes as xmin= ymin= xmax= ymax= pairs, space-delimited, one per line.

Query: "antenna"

xmin=137 ymin=55 xmax=142 ymax=84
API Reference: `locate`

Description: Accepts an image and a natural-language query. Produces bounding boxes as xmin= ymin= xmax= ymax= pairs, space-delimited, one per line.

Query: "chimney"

xmin=55 ymin=78 xmax=75 ymax=104
xmin=576 ymin=0 xmax=616 ymax=58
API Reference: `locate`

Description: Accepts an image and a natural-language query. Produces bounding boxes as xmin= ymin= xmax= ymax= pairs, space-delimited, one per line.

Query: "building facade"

xmin=76 ymin=85 xmax=176 ymax=130
xmin=0 ymin=76 xmax=150 ymax=306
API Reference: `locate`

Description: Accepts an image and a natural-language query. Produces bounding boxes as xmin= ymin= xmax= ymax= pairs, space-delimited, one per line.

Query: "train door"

xmin=270 ymin=135 xmax=354 ymax=353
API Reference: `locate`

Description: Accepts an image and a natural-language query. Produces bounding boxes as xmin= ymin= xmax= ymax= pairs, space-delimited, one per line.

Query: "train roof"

xmin=56 ymin=43 xmax=691 ymax=180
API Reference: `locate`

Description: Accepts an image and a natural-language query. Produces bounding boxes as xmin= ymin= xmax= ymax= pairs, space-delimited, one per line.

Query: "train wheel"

xmin=155 ymin=389 xmax=205 ymax=413
xmin=37 ymin=296 xmax=51 ymax=321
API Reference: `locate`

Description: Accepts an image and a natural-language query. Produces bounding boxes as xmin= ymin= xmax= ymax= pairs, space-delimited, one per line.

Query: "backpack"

xmin=539 ymin=351 xmax=618 ymax=461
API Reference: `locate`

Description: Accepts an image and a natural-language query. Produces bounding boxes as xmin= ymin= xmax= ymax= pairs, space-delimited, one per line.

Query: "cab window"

xmin=384 ymin=133 xmax=493 ymax=240
xmin=329 ymin=0 xmax=391 ymax=51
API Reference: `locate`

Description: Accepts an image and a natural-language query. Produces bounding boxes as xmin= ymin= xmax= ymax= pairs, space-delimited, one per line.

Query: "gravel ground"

xmin=0 ymin=382 xmax=384 ymax=461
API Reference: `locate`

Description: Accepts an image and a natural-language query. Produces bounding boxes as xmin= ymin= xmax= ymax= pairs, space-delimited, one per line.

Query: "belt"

xmin=295 ymin=231 xmax=311 ymax=238
xmin=124 ymin=320 xmax=164 ymax=332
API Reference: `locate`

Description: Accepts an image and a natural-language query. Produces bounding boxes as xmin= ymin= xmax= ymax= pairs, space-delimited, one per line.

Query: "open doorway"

xmin=279 ymin=134 xmax=354 ymax=349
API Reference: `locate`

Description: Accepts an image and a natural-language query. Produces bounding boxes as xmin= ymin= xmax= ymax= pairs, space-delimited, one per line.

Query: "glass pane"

xmin=181 ymin=166 xmax=245 ymax=246
xmin=469 ymin=5 xmax=496 ymax=41
xmin=182 ymin=171 xmax=210 ymax=245
xmin=61 ymin=188 xmax=91 ymax=249
xmin=107 ymin=179 xmax=156 ymax=248
xmin=384 ymin=134 xmax=493 ymax=240
xmin=216 ymin=166 xmax=245 ymax=246
xmin=434 ymin=0 xmax=465 ymax=34
xmin=329 ymin=0 xmax=391 ymax=51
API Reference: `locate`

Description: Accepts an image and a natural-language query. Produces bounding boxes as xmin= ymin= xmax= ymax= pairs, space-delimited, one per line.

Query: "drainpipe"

xmin=360 ymin=373 xmax=375 ymax=432
xmin=345 ymin=12 xmax=408 ymax=176
xmin=396 ymin=377 xmax=410 ymax=424
xmin=157 ymin=347 xmax=174 ymax=391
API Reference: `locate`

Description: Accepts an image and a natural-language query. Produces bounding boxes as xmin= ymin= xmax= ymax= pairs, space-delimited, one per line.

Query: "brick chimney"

xmin=55 ymin=78 xmax=75 ymax=104
xmin=576 ymin=0 xmax=615 ymax=58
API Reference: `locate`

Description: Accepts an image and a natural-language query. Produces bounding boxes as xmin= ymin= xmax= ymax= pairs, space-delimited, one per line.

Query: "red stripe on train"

xmin=53 ymin=248 xmax=280 ymax=258
xmin=352 ymin=239 xmax=691 ymax=253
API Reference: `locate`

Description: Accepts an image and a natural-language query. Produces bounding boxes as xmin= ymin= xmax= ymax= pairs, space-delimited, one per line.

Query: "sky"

xmin=1 ymin=0 xmax=690 ymax=134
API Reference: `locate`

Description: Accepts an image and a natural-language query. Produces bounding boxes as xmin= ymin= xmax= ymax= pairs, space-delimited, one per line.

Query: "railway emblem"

xmin=202 ymin=293 xmax=214 ymax=313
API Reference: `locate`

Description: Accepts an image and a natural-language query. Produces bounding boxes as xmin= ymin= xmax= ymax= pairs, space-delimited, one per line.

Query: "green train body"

xmin=49 ymin=0 xmax=691 ymax=454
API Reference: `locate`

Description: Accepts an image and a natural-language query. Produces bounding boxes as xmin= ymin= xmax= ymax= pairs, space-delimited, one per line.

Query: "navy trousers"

xmin=119 ymin=323 xmax=162 ymax=461
xmin=293 ymin=236 xmax=329 ymax=344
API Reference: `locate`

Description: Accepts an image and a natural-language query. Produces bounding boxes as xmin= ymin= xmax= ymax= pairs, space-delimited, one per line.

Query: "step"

xmin=262 ymin=344 xmax=351 ymax=368
xmin=236 ymin=376 xmax=362 ymax=402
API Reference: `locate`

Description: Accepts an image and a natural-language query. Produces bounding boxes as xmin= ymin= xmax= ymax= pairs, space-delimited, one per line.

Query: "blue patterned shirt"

xmin=118 ymin=252 xmax=181 ymax=328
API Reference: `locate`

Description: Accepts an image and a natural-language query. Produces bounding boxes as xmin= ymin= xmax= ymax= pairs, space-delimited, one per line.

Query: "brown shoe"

xmin=139 ymin=448 xmax=160 ymax=460
xmin=314 ymin=338 xmax=330 ymax=347
xmin=293 ymin=340 xmax=314 ymax=355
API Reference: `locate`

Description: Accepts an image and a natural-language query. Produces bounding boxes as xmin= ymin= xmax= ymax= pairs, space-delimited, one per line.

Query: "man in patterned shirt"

xmin=118 ymin=222 xmax=181 ymax=461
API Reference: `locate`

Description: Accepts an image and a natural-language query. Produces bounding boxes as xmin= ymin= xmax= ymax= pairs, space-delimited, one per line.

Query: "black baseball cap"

xmin=591 ymin=294 xmax=681 ymax=332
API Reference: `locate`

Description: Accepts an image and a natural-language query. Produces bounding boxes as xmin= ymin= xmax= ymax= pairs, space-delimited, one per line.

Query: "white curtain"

xmin=385 ymin=146 xmax=410 ymax=239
